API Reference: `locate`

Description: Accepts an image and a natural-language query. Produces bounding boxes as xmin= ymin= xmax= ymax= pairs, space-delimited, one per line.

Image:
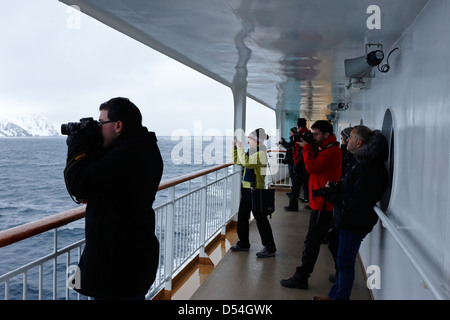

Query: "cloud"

xmin=0 ymin=0 xmax=275 ymax=137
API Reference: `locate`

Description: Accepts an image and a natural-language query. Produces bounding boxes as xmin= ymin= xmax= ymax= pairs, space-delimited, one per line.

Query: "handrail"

xmin=158 ymin=162 xmax=233 ymax=190
xmin=0 ymin=162 xmax=234 ymax=250
xmin=0 ymin=207 xmax=86 ymax=249
xmin=373 ymin=205 xmax=449 ymax=300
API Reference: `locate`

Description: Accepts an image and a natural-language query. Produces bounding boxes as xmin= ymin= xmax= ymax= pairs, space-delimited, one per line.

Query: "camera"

xmin=294 ymin=131 xmax=313 ymax=144
xmin=61 ymin=117 xmax=100 ymax=136
xmin=312 ymin=181 xmax=340 ymax=199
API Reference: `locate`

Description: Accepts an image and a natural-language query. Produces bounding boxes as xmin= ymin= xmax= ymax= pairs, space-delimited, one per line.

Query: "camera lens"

xmin=61 ymin=124 xmax=69 ymax=135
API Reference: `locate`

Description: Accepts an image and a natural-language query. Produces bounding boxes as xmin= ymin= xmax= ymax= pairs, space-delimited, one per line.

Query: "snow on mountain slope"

xmin=0 ymin=114 xmax=59 ymax=137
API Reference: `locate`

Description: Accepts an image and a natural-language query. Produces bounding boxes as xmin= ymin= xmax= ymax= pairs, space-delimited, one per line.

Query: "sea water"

xmin=0 ymin=135 xmax=234 ymax=299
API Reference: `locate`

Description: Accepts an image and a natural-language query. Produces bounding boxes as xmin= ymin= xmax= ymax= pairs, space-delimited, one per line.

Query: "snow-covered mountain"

xmin=0 ymin=114 xmax=60 ymax=137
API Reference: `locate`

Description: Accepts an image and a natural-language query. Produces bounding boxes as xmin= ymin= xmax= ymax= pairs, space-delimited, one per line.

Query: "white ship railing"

xmin=266 ymin=149 xmax=290 ymax=188
xmin=373 ymin=205 xmax=450 ymax=300
xmin=0 ymin=162 xmax=240 ymax=300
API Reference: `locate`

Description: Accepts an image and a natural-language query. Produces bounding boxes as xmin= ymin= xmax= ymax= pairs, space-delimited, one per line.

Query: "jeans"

xmin=328 ymin=230 xmax=366 ymax=300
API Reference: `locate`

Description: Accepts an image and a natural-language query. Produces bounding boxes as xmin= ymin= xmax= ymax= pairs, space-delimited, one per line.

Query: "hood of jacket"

xmin=355 ymin=130 xmax=388 ymax=164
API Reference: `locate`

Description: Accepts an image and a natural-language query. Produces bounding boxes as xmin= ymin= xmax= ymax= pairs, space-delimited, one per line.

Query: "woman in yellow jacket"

xmin=231 ymin=128 xmax=276 ymax=258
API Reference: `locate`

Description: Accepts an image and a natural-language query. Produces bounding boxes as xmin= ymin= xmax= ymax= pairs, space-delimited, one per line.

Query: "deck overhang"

xmin=60 ymin=0 xmax=428 ymax=135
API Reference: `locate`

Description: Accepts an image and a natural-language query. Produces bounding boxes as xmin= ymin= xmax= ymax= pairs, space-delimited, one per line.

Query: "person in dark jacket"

xmin=280 ymin=120 xmax=342 ymax=289
xmin=279 ymin=127 xmax=300 ymax=211
xmin=313 ymin=125 xmax=389 ymax=300
xmin=64 ymin=97 xmax=163 ymax=300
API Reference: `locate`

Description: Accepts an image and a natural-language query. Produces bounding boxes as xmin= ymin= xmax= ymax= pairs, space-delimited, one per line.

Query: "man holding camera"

xmin=314 ymin=126 xmax=389 ymax=300
xmin=280 ymin=120 xmax=342 ymax=290
xmin=63 ymin=97 xmax=163 ymax=300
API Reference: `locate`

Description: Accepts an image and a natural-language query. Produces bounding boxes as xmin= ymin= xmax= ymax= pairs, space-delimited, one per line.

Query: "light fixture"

xmin=344 ymin=44 xmax=384 ymax=79
xmin=329 ymin=102 xmax=349 ymax=111
xmin=366 ymin=50 xmax=384 ymax=66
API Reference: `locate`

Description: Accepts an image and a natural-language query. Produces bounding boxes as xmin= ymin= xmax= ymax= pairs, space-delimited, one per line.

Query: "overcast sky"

xmin=0 ymin=0 xmax=276 ymax=137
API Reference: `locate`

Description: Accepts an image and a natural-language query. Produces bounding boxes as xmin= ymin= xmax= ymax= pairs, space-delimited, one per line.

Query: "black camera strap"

xmin=319 ymin=141 xmax=339 ymax=151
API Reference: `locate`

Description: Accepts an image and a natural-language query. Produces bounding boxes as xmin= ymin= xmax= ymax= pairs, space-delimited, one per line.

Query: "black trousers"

xmin=288 ymin=163 xmax=300 ymax=209
xmin=236 ymin=188 xmax=276 ymax=250
xmin=296 ymin=209 xmax=338 ymax=278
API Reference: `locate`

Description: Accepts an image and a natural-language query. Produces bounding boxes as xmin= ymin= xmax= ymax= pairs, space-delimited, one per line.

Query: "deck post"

xmin=199 ymin=174 xmax=208 ymax=259
xmin=164 ymin=186 xmax=175 ymax=293
xmin=231 ymin=63 xmax=248 ymax=221
xmin=276 ymin=108 xmax=286 ymax=142
xmin=221 ymin=167 xmax=228 ymax=237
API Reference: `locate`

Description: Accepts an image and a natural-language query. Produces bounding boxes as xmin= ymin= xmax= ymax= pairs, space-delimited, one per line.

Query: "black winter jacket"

xmin=64 ymin=127 xmax=163 ymax=299
xmin=325 ymin=131 xmax=389 ymax=234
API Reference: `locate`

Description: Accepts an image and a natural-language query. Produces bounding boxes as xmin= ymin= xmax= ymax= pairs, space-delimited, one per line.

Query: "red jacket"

xmin=302 ymin=134 xmax=342 ymax=211
xmin=293 ymin=128 xmax=309 ymax=165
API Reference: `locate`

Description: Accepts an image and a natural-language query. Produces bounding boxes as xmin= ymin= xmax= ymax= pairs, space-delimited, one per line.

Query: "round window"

xmin=380 ymin=109 xmax=394 ymax=211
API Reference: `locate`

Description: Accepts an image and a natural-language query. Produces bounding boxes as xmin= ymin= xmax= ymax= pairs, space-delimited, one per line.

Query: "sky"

xmin=0 ymin=0 xmax=276 ymax=137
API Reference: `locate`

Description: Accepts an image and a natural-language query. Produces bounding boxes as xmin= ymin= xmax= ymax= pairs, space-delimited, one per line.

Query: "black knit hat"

xmin=249 ymin=128 xmax=269 ymax=144
xmin=297 ymin=118 xmax=307 ymax=128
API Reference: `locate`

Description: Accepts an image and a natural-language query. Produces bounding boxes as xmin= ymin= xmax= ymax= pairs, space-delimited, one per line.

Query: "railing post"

xmin=5 ymin=279 xmax=9 ymax=300
xmin=53 ymin=229 xmax=57 ymax=300
xmin=164 ymin=186 xmax=175 ymax=294
xmin=231 ymin=165 xmax=241 ymax=219
xmin=23 ymin=272 xmax=27 ymax=300
xmin=199 ymin=175 xmax=208 ymax=259
xmin=221 ymin=167 xmax=228 ymax=237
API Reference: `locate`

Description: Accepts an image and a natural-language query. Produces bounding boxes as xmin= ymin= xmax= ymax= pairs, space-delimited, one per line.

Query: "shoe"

xmin=280 ymin=272 xmax=308 ymax=289
xmin=300 ymin=198 xmax=309 ymax=203
xmin=230 ymin=243 xmax=250 ymax=252
xmin=312 ymin=296 xmax=332 ymax=300
xmin=256 ymin=246 xmax=276 ymax=258
xmin=283 ymin=206 xmax=298 ymax=212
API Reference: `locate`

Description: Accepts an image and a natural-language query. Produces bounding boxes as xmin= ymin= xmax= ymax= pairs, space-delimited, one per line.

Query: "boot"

xmin=280 ymin=271 xmax=308 ymax=289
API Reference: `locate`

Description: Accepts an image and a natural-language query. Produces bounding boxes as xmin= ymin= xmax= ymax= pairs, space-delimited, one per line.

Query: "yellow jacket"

xmin=232 ymin=147 xmax=267 ymax=189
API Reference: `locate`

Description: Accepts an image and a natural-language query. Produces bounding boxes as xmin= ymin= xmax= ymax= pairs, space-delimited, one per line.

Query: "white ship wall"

xmin=336 ymin=0 xmax=450 ymax=299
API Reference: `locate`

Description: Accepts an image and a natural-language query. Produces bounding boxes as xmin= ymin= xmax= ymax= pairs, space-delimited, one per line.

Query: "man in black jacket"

xmin=313 ymin=125 xmax=389 ymax=300
xmin=64 ymin=97 xmax=163 ymax=300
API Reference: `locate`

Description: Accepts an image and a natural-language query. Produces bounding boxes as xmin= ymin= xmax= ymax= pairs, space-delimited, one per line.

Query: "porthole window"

xmin=380 ymin=109 xmax=394 ymax=211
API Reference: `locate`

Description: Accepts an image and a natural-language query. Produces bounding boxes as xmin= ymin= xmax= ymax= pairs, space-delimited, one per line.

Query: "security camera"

xmin=344 ymin=50 xmax=384 ymax=79
xmin=329 ymin=102 xmax=348 ymax=111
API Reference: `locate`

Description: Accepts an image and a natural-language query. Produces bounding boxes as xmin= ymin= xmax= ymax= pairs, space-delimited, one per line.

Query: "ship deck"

xmin=171 ymin=189 xmax=372 ymax=300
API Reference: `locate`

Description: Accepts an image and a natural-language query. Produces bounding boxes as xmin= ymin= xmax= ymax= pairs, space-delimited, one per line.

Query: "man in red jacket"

xmin=280 ymin=120 xmax=342 ymax=290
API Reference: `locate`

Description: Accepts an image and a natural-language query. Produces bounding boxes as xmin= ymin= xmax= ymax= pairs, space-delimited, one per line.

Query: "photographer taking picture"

xmin=313 ymin=125 xmax=389 ymax=300
xmin=63 ymin=97 xmax=163 ymax=300
xmin=280 ymin=120 xmax=342 ymax=290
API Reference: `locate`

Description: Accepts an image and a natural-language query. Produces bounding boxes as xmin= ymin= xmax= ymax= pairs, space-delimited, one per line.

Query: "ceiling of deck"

xmin=60 ymin=0 xmax=428 ymax=122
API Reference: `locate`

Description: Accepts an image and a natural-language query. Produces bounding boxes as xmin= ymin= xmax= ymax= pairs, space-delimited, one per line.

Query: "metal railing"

xmin=373 ymin=206 xmax=450 ymax=300
xmin=266 ymin=149 xmax=290 ymax=188
xmin=0 ymin=162 xmax=241 ymax=300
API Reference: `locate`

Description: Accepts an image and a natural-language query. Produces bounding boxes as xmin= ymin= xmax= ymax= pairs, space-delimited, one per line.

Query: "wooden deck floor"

xmin=178 ymin=190 xmax=372 ymax=300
